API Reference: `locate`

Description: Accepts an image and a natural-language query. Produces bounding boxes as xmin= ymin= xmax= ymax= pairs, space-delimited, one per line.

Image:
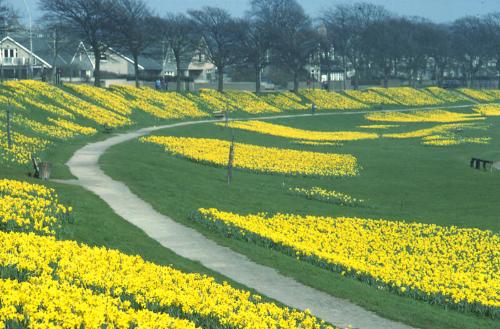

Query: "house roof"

xmin=0 ymin=36 xmax=53 ymax=68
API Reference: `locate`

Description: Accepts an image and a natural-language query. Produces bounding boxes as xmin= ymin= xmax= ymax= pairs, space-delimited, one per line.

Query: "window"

xmin=2 ymin=48 xmax=17 ymax=58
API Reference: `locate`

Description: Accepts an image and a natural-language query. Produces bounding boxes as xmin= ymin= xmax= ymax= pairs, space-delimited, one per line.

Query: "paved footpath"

xmin=64 ymin=106 xmax=466 ymax=329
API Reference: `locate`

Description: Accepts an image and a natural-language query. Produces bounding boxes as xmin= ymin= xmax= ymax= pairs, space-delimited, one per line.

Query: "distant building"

xmin=70 ymin=42 xmax=162 ymax=80
xmin=0 ymin=36 xmax=53 ymax=79
xmin=162 ymin=38 xmax=216 ymax=83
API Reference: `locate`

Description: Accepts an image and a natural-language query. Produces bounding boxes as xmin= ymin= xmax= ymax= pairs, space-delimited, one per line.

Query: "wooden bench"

xmin=102 ymin=124 xmax=113 ymax=134
xmin=31 ymin=156 xmax=40 ymax=178
xmin=213 ymin=111 xmax=225 ymax=119
xmin=470 ymin=157 xmax=493 ymax=171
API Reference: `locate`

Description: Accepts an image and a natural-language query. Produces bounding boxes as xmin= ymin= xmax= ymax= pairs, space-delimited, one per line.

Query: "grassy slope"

xmin=100 ymin=108 xmax=499 ymax=329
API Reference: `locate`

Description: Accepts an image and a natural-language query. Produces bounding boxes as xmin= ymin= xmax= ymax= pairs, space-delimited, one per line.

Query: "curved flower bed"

xmin=140 ymin=136 xmax=360 ymax=177
xmin=195 ymin=208 xmax=500 ymax=318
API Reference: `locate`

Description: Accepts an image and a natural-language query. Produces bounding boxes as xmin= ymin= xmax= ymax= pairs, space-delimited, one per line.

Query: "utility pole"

xmin=22 ymin=0 xmax=33 ymax=79
xmin=6 ymin=103 xmax=12 ymax=149
xmin=227 ymin=133 xmax=235 ymax=184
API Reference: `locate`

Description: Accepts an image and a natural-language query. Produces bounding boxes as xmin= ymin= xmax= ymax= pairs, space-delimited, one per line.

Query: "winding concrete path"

xmin=64 ymin=105 xmax=470 ymax=329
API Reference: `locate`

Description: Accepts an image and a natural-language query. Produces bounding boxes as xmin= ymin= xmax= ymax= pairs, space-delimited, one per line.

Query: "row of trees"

xmin=7 ymin=0 xmax=500 ymax=91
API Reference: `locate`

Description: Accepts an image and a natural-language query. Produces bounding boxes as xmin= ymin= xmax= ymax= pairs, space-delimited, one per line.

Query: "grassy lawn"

xmin=100 ymin=108 xmax=499 ymax=329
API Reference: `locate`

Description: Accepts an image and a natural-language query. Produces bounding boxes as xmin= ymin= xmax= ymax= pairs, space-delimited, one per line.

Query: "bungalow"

xmin=70 ymin=42 xmax=163 ymax=80
xmin=0 ymin=36 xmax=53 ymax=79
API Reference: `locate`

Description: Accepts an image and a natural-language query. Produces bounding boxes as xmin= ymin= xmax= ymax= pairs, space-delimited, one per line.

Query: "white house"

xmin=0 ymin=36 xmax=52 ymax=79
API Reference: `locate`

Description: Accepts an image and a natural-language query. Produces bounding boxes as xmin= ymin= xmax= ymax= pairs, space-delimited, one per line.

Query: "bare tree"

xmin=485 ymin=13 xmax=500 ymax=88
xmin=38 ymin=15 xmax=73 ymax=83
xmin=110 ymin=0 xmax=155 ymax=87
xmin=160 ymin=14 xmax=198 ymax=92
xmin=38 ymin=0 xmax=118 ymax=87
xmin=323 ymin=2 xmax=389 ymax=89
xmin=251 ymin=0 xmax=317 ymax=93
xmin=0 ymin=0 xmax=18 ymax=37
xmin=189 ymin=7 xmax=245 ymax=92
xmin=452 ymin=16 xmax=490 ymax=87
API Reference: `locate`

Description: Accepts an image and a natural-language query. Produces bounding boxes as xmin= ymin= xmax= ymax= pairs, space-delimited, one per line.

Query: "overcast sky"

xmin=13 ymin=0 xmax=499 ymax=25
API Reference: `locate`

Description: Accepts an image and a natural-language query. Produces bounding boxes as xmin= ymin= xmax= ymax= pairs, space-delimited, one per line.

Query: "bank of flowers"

xmin=0 ymin=230 xmax=335 ymax=329
xmin=66 ymin=83 xmax=133 ymax=116
xmin=260 ymin=92 xmax=308 ymax=111
xmin=369 ymin=87 xmax=443 ymax=106
xmin=220 ymin=120 xmax=379 ymax=142
xmin=345 ymin=90 xmax=398 ymax=105
xmin=141 ymin=135 xmax=360 ymax=176
xmin=424 ymin=87 xmax=469 ymax=103
xmin=195 ymin=208 xmax=500 ymax=317
xmin=472 ymin=103 xmax=500 ymax=116
xmin=365 ymin=109 xmax=483 ymax=123
xmin=287 ymin=186 xmax=364 ymax=206
xmin=225 ymin=90 xmax=281 ymax=113
xmin=0 ymin=179 xmax=71 ymax=236
xmin=299 ymin=89 xmax=368 ymax=110
xmin=457 ymin=88 xmax=496 ymax=102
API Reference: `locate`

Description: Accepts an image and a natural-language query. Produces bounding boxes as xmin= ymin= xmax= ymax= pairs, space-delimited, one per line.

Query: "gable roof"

xmin=0 ymin=36 xmax=52 ymax=68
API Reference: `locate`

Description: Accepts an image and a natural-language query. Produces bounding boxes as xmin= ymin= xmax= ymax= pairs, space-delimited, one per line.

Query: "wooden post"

xmin=224 ymin=110 xmax=229 ymax=128
xmin=227 ymin=134 xmax=235 ymax=184
xmin=6 ymin=103 xmax=12 ymax=149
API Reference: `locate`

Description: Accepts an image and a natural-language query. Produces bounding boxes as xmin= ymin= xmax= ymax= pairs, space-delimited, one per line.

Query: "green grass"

xmin=100 ymin=108 xmax=499 ymax=329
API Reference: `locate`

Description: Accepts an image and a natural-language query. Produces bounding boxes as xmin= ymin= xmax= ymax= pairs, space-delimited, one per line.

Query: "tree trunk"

xmin=293 ymin=71 xmax=299 ymax=93
xmin=342 ymin=55 xmax=347 ymax=90
xmin=497 ymin=57 xmax=500 ymax=89
xmin=255 ymin=68 xmax=261 ymax=94
xmin=217 ymin=66 xmax=224 ymax=92
xmin=93 ymin=48 xmax=101 ymax=87
xmin=176 ymin=57 xmax=182 ymax=92
xmin=133 ymin=53 xmax=140 ymax=88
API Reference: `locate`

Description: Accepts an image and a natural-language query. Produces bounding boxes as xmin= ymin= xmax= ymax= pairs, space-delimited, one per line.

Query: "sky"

xmin=12 ymin=0 xmax=499 ymax=25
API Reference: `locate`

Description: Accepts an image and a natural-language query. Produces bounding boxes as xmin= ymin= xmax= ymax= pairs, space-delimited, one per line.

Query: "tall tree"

xmin=452 ymin=16 xmax=490 ymax=87
xmin=485 ymin=12 xmax=500 ymax=88
xmin=38 ymin=0 xmax=117 ymax=87
xmin=160 ymin=13 xmax=198 ymax=92
xmin=251 ymin=0 xmax=317 ymax=93
xmin=189 ymin=7 xmax=244 ymax=92
xmin=110 ymin=0 xmax=155 ymax=88
xmin=322 ymin=2 xmax=389 ymax=89
xmin=0 ymin=0 xmax=18 ymax=38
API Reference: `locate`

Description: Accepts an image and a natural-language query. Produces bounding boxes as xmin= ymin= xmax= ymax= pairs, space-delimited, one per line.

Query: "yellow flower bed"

xmin=6 ymin=80 xmax=131 ymax=127
xmin=225 ymin=90 xmax=281 ymax=113
xmin=365 ymin=109 xmax=483 ymax=123
xmin=46 ymin=118 xmax=97 ymax=135
xmin=424 ymin=87 xmax=469 ymax=103
xmin=288 ymin=186 xmax=364 ymax=206
xmin=473 ymin=103 xmax=500 ymax=116
xmin=293 ymin=141 xmax=342 ymax=146
xmin=299 ymin=89 xmax=368 ymax=110
xmin=111 ymin=85 xmax=207 ymax=119
xmin=0 ymin=276 xmax=197 ymax=329
xmin=457 ymin=88 xmax=496 ymax=102
xmin=382 ymin=123 xmax=477 ymax=139
xmin=483 ymin=89 xmax=500 ymax=100
xmin=220 ymin=120 xmax=379 ymax=141
xmin=421 ymin=135 xmax=490 ymax=146
xmin=0 ymin=179 xmax=71 ymax=236
xmin=369 ymin=87 xmax=443 ymax=106
xmin=141 ymin=136 xmax=360 ymax=176
xmin=193 ymin=88 xmax=238 ymax=112
xmin=0 ymin=131 xmax=50 ymax=164
xmin=0 ymin=231 xmax=335 ymax=329
xmin=358 ymin=124 xmax=400 ymax=129
xmin=345 ymin=90 xmax=398 ymax=105
xmin=66 ymin=83 xmax=133 ymax=116
xmin=2 ymin=113 xmax=76 ymax=140
xmin=196 ymin=209 xmax=500 ymax=316
xmin=260 ymin=92 xmax=308 ymax=111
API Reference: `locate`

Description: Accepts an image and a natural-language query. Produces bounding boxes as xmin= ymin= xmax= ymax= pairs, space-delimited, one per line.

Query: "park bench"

xmin=31 ymin=156 xmax=40 ymax=178
xmin=470 ymin=157 xmax=493 ymax=171
xmin=213 ymin=111 xmax=225 ymax=119
xmin=102 ymin=124 xmax=113 ymax=134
